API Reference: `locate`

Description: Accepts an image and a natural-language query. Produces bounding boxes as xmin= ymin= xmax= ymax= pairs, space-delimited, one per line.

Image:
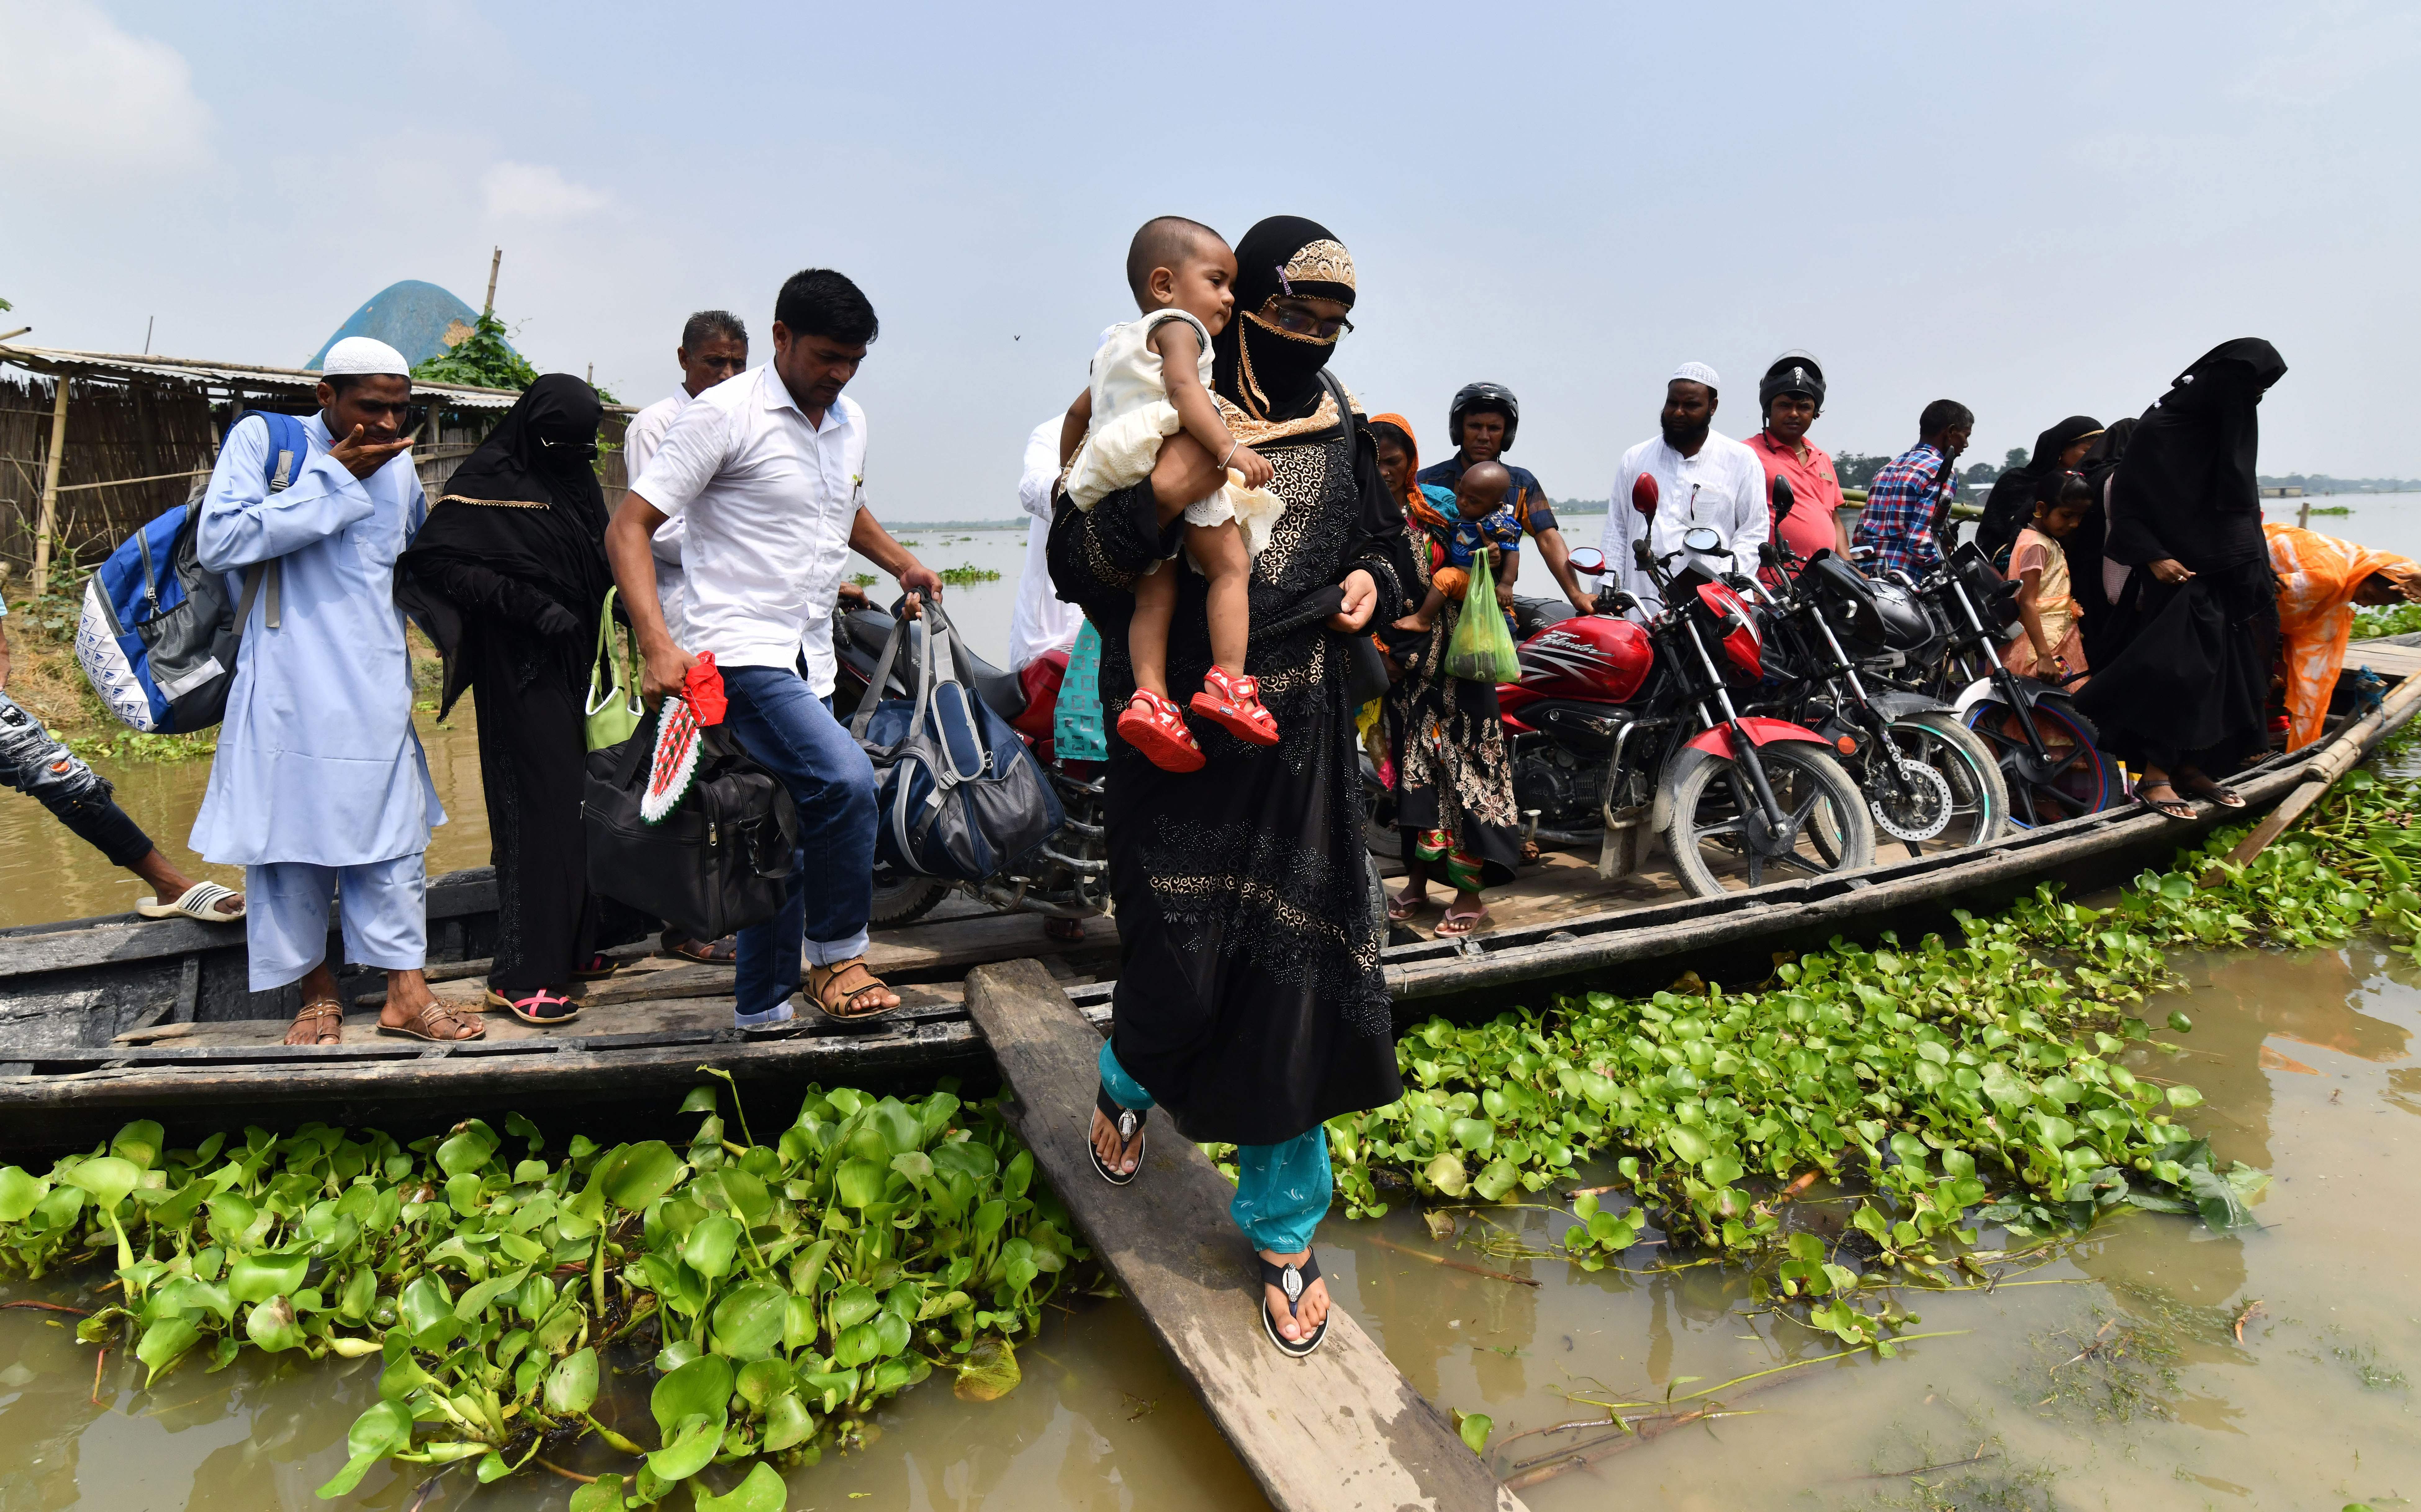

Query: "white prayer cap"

xmin=322 ymin=336 xmax=411 ymax=377
xmin=1669 ymin=361 xmax=1720 ymax=390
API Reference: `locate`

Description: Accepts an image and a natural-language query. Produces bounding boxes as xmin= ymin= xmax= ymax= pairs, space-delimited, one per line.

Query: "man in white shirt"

xmin=606 ymin=269 xmax=939 ymax=1033
xmin=624 ymin=312 xmax=750 ymax=967
xmin=1600 ymin=362 xmax=1772 ymax=615
xmin=1007 ymin=415 xmax=1083 ymax=672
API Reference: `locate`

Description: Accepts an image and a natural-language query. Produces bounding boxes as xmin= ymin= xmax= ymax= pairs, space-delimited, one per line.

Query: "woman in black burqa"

xmin=2076 ymin=339 xmax=2287 ymax=819
xmin=401 ymin=374 xmax=617 ymax=1023
xmin=1048 ymin=215 xmax=1414 ymax=1355
xmin=1979 ymin=414 xmax=2105 ymax=583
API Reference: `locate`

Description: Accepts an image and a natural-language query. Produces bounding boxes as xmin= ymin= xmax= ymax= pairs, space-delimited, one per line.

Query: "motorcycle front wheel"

xmin=1962 ymin=699 xmax=2119 ymax=828
xmin=1660 ymin=743 xmax=1876 ymax=896
xmin=871 ymin=866 xmax=949 ymax=926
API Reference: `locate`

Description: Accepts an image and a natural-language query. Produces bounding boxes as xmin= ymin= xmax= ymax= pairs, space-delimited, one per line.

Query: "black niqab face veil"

xmin=410 ymin=372 xmax=613 ymax=619
xmin=1212 ymin=216 xmax=1358 ymax=423
xmin=2104 ymin=338 xmax=2286 ymax=573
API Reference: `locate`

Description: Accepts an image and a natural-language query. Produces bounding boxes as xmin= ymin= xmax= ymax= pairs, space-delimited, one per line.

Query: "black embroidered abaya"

xmin=400 ymin=375 xmax=616 ymax=997
xmin=2075 ymin=340 xmax=2286 ymax=776
xmin=1048 ymin=217 xmax=1414 ymax=1146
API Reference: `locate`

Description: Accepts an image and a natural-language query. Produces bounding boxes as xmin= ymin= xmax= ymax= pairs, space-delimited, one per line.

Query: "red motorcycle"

xmin=1498 ymin=524 xmax=1875 ymax=895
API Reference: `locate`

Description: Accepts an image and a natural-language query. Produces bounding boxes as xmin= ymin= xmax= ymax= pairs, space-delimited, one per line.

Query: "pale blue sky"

xmin=7 ymin=0 xmax=2419 ymax=516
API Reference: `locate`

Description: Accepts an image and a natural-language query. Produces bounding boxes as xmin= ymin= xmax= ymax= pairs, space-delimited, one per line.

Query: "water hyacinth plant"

xmin=1288 ymin=769 xmax=2421 ymax=1351
xmin=0 ymin=1078 xmax=1082 ymax=1502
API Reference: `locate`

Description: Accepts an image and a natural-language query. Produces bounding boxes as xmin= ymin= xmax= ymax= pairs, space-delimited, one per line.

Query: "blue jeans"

xmin=721 ymin=667 xmax=877 ymax=1021
xmin=1098 ymin=1038 xmax=1332 ymax=1253
xmin=0 ymin=690 xmax=152 ymax=868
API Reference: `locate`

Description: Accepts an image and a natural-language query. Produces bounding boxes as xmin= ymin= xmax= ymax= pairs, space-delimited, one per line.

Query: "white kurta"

xmin=1008 ymin=416 xmax=1083 ymax=670
xmin=1599 ymin=429 xmax=1772 ymax=616
xmin=190 ymin=411 xmax=442 ymax=866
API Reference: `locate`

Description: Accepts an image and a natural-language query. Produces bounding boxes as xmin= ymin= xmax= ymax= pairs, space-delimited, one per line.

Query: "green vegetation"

xmin=0 ymin=1078 xmax=1080 ymax=1500
xmin=1276 ymin=767 xmax=2421 ymax=1353
xmin=936 ymin=563 xmax=1001 ymax=586
xmin=409 ymin=311 xmax=540 ymax=393
xmin=2353 ymin=600 xmax=2421 ymax=638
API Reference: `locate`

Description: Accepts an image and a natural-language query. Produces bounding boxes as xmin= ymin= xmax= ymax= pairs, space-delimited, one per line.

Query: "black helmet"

xmin=1758 ymin=352 xmax=1826 ymax=415
xmin=1448 ymin=382 xmax=1519 ymax=452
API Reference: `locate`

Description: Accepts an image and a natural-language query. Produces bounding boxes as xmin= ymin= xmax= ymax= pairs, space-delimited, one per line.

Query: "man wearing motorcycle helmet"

xmin=1418 ymin=382 xmax=1593 ymax=614
xmin=1745 ymin=353 xmax=1851 ymax=566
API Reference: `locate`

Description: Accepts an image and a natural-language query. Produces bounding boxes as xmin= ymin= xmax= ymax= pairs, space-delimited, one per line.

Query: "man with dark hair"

xmin=1417 ymin=383 xmax=1591 ymax=613
xmin=606 ymin=268 xmax=937 ymax=1034
xmin=624 ymin=309 xmax=753 ymax=965
xmin=193 ymin=336 xmax=470 ymax=1046
xmin=1851 ymin=400 xmax=1975 ymax=581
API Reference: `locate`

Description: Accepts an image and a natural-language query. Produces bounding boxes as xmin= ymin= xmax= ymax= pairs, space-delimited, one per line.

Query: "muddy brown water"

xmin=4 ymin=943 xmax=2415 ymax=1508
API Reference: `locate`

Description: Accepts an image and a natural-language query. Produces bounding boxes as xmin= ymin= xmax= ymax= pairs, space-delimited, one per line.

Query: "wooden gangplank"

xmin=964 ymin=960 xmax=1526 ymax=1512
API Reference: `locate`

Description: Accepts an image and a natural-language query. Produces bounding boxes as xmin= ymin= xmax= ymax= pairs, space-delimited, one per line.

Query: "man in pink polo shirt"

xmin=1744 ymin=353 xmax=1849 ymax=568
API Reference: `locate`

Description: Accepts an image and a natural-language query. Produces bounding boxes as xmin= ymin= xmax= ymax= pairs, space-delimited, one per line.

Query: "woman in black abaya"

xmin=1980 ymin=414 xmax=2105 ymax=582
xmin=1049 ymin=216 xmax=1414 ymax=1355
xmin=2075 ymin=339 xmax=2286 ymax=819
xmin=401 ymin=375 xmax=616 ymax=1024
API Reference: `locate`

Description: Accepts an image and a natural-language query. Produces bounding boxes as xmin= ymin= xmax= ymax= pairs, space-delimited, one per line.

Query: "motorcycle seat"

xmin=955 ymin=642 xmax=1029 ymax=721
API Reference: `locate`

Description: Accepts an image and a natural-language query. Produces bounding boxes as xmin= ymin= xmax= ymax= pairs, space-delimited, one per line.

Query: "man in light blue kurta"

xmin=191 ymin=337 xmax=478 ymax=1045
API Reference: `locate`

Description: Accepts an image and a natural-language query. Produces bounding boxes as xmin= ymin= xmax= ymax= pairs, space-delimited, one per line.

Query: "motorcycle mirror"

xmin=1771 ymin=473 xmax=1796 ymax=520
xmin=1682 ymin=526 xmax=1727 ymax=556
xmin=1630 ymin=472 xmax=1660 ymax=519
xmin=1566 ymin=547 xmax=1606 ymax=576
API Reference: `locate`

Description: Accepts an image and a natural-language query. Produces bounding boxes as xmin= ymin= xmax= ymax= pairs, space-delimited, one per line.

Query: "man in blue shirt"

xmin=1851 ymin=399 xmax=1974 ymax=581
xmin=1418 ymin=383 xmax=1592 ymax=613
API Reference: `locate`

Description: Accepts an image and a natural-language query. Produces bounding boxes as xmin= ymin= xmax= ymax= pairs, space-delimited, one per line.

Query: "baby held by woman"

xmin=1061 ymin=217 xmax=1285 ymax=772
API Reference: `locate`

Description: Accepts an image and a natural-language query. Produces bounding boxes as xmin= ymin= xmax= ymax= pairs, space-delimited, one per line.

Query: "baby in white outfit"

xmin=1060 ymin=217 xmax=1286 ymax=772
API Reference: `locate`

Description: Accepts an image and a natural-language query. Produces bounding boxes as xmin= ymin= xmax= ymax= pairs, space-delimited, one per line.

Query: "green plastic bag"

xmin=584 ymin=587 xmax=644 ymax=752
xmin=1443 ymin=549 xmax=1520 ymax=683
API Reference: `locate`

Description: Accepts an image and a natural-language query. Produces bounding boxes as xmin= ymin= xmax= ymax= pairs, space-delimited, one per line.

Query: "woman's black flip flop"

xmin=1089 ymin=1086 xmax=1147 ymax=1186
xmin=2137 ymin=785 xmax=2196 ymax=821
xmin=1259 ymin=1249 xmax=1329 ymax=1357
xmin=2180 ymin=779 xmax=2246 ymax=809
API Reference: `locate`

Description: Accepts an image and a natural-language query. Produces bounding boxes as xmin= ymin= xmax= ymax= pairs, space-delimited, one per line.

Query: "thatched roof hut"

xmin=0 ymin=342 xmax=633 ymax=600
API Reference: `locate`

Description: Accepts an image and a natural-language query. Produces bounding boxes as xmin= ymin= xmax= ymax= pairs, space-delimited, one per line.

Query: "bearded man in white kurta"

xmin=191 ymin=337 xmax=476 ymax=1047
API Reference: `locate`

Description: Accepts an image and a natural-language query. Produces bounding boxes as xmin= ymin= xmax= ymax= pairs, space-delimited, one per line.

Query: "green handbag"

xmin=585 ymin=587 xmax=645 ymax=751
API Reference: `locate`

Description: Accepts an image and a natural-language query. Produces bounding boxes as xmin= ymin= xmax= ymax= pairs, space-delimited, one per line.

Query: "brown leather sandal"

xmin=283 ymin=998 xmax=345 ymax=1046
xmin=807 ymin=956 xmax=899 ymax=1030
xmin=377 ymin=998 xmax=486 ymax=1043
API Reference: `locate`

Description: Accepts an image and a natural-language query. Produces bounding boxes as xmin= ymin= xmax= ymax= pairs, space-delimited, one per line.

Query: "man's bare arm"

xmin=605 ymin=492 xmax=690 ymax=701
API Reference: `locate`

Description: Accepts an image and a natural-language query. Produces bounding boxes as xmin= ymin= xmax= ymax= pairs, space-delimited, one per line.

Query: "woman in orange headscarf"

xmin=2265 ymin=522 xmax=2421 ymax=750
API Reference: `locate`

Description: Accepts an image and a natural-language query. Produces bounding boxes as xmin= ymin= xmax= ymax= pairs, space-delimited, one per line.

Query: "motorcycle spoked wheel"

xmin=1660 ymin=744 xmax=1876 ymax=895
xmin=1962 ymin=699 xmax=2119 ymax=828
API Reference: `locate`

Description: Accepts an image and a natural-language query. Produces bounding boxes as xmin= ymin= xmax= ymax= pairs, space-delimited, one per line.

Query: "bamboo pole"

xmin=2211 ymin=671 xmax=2421 ymax=876
xmin=31 ymin=378 xmax=69 ymax=599
xmin=484 ymin=248 xmax=503 ymax=317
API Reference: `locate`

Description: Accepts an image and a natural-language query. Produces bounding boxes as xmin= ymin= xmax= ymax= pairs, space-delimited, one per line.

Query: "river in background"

xmin=4 ymin=519 xmax=2421 ymax=1508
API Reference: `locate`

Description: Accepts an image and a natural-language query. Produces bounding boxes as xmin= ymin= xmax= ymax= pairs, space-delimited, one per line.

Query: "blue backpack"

xmin=75 ymin=412 xmax=302 ymax=733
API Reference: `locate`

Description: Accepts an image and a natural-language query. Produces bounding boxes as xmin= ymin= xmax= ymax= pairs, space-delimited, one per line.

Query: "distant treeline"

xmin=2257 ymin=475 xmax=2421 ymax=494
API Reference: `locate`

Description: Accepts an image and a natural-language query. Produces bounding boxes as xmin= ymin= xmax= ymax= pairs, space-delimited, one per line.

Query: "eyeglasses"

xmin=1264 ymin=301 xmax=1354 ymax=341
xmin=538 ymin=435 xmax=599 ymax=460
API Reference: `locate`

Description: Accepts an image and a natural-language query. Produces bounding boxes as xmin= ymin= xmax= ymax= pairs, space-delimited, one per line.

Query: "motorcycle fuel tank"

xmin=1508 ymin=614 xmax=1653 ymax=701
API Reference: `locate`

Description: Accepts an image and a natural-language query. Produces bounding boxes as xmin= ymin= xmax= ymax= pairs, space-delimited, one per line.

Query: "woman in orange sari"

xmin=2266 ymin=522 xmax=2421 ymax=750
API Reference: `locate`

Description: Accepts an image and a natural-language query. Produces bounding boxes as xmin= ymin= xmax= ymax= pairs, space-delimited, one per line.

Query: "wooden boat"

xmin=4 ymin=640 xmax=2417 ymax=1154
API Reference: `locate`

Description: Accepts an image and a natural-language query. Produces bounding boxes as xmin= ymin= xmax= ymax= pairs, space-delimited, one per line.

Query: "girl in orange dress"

xmin=2002 ymin=470 xmax=2092 ymax=683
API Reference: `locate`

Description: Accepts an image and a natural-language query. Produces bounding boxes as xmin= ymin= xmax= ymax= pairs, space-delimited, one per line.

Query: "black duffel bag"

xmin=584 ymin=704 xmax=798 ymax=940
xmin=849 ymin=600 xmax=1062 ymax=883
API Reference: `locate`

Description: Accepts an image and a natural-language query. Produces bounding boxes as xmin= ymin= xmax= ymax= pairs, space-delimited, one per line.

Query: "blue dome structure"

xmin=306 ymin=280 xmax=517 ymax=370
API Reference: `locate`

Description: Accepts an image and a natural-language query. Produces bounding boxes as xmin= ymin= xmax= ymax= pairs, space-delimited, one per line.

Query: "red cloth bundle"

xmin=683 ymin=651 xmax=728 ymax=726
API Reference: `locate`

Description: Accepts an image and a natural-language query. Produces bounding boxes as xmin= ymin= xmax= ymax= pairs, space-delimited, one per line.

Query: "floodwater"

xmin=3 ymin=937 xmax=2417 ymax=1508
xmin=0 ymin=527 xmax=1039 ymax=931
